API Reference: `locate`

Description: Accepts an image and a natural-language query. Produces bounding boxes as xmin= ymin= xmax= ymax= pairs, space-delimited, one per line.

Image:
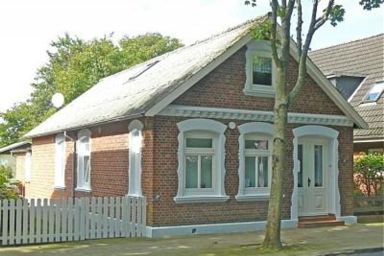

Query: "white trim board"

xmin=145 ymin=34 xmax=252 ymax=116
xmin=145 ymin=219 xmax=298 ymax=238
xmin=145 ymin=22 xmax=367 ymax=129
xmin=159 ymin=105 xmax=354 ymax=127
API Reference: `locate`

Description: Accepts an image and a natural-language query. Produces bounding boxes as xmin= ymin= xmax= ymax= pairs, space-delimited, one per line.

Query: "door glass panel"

xmin=186 ymin=156 xmax=198 ymax=188
xmin=314 ymin=145 xmax=323 ymax=187
xmin=298 ymin=144 xmax=303 ymax=187
xmin=245 ymin=157 xmax=256 ymax=187
xmin=257 ymin=156 xmax=268 ymax=187
xmin=200 ymin=155 xmax=212 ymax=188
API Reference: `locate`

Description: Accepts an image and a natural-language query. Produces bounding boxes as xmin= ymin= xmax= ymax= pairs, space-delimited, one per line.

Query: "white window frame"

xmin=362 ymin=81 xmax=384 ymax=103
xmin=54 ymin=133 xmax=66 ymax=189
xmin=24 ymin=151 xmax=32 ymax=182
xmin=244 ymin=40 xmax=276 ymax=98
xmin=76 ymin=129 xmax=91 ymax=192
xmin=184 ymin=131 xmax=216 ymax=194
xmin=174 ymin=119 xmax=229 ymax=203
xmin=128 ymin=119 xmax=144 ymax=197
xmin=236 ymin=122 xmax=274 ymax=201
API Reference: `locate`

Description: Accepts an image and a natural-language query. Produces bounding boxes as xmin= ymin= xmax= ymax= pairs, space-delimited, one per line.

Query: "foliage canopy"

xmin=0 ymin=33 xmax=182 ymax=147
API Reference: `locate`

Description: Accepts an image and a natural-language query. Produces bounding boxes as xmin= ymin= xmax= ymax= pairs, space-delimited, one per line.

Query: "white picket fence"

xmin=0 ymin=196 xmax=146 ymax=246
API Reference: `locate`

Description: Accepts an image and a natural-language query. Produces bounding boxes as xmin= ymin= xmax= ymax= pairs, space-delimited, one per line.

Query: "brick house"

xmin=310 ymin=34 xmax=384 ymax=155
xmin=24 ymin=16 xmax=367 ymax=237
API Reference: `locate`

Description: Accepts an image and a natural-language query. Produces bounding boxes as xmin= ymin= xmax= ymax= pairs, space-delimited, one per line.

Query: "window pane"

xmin=298 ymin=144 xmax=303 ymax=187
xmin=186 ymin=156 xmax=198 ymax=188
xmin=257 ymin=156 xmax=269 ymax=187
xmin=314 ymin=145 xmax=323 ymax=187
xmin=245 ymin=157 xmax=256 ymax=187
xmin=201 ymin=156 xmax=212 ymax=188
xmin=245 ymin=139 xmax=268 ymax=150
xmin=253 ymin=56 xmax=272 ymax=85
xmin=186 ymin=138 xmax=212 ymax=148
xmin=78 ymin=156 xmax=84 ymax=186
xmin=84 ymin=156 xmax=90 ymax=183
xmin=364 ymin=82 xmax=384 ymax=102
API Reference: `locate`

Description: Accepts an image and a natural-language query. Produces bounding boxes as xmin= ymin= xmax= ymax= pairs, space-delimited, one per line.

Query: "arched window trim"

xmin=236 ymin=122 xmax=274 ymax=201
xmin=128 ymin=119 xmax=144 ymax=197
xmin=54 ymin=133 xmax=66 ymax=188
xmin=174 ymin=118 xmax=229 ymax=204
xmin=76 ymin=129 xmax=92 ymax=192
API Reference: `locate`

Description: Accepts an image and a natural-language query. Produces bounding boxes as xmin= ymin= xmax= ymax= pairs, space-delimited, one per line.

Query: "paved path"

xmin=0 ymin=223 xmax=383 ymax=256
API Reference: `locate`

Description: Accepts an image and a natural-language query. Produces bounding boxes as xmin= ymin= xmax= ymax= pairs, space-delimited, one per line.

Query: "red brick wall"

xmin=148 ymin=45 xmax=353 ymax=226
xmin=31 ymin=121 xmax=131 ymax=199
xmin=150 ymin=117 xmax=353 ymax=226
xmin=174 ymin=47 xmax=344 ymax=116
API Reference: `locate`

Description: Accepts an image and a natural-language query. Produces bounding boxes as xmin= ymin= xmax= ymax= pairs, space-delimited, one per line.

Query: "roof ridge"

xmin=187 ymin=15 xmax=268 ymax=47
xmin=312 ymin=33 xmax=384 ymax=53
xmin=100 ymin=14 xmax=269 ymax=83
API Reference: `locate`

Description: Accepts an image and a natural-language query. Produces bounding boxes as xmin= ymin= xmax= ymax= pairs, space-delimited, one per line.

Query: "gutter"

xmin=24 ymin=112 xmax=145 ymax=139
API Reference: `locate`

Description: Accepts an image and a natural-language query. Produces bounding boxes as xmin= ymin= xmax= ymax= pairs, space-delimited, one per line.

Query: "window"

xmin=25 ymin=152 xmax=32 ymax=182
xmin=128 ymin=120 xmax=144 ymax=197
xmin=236 ymin=122 xmax=274 ymax=201
xmin=185 ymin=133 xmax=214 ymax=191
xmin=253 ymin=56 xmax=272 ymax=86
xmin=244 ymin=40 xmax=275 ymax=97
xmin=54 ymin=134 xmax=66 ymax=188
xmin=76 ymin=129 xmax=91 ymax=191
xmin=174 ymin=119 xmax=229 ymax=203
xmin=244 ymin=136 xmax=270 ymax=188
xmin=362 ymin=82 xmax=384 ymax=103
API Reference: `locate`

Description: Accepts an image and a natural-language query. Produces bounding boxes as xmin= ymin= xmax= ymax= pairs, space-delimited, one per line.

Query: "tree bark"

xmin=263 ymin=44 xmax=289 ymax=248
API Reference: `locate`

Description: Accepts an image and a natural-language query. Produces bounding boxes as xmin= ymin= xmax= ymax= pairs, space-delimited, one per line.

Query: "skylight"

xmin=128 ymin=60 xmax=160 ymax=81
xmin=362 ymin=82 xmax=384 ymax=103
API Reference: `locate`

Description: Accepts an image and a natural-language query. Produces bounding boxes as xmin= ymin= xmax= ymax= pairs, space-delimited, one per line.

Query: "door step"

xmin=298 ymin=214 xmax=344 ymax=228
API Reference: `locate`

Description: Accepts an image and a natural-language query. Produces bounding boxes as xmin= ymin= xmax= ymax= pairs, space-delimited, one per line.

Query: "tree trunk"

xmin=263 ymin=66 xmax=288 ymax=249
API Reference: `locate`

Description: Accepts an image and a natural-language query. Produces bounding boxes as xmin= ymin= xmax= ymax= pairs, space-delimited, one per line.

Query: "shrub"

xmin=0 ymin=165 xmax=20 ymax=199
xmin=354 ymin=153 xmax=384 ymax=196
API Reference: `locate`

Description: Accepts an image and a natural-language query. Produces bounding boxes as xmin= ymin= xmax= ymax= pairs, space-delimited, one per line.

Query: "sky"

xmin=0 ymin=0 xmax=383 ymax=112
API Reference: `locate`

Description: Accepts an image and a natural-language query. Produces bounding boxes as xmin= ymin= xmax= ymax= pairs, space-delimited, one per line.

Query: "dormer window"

xmin=362 ymin=82 xmax=384 ymax=103
xmin=244 ymin=40 xmax=276 ymax=98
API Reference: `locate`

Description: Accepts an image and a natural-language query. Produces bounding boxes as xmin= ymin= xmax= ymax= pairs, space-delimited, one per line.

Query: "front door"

xmin=298 ymin=138 xmax=329 ymax=216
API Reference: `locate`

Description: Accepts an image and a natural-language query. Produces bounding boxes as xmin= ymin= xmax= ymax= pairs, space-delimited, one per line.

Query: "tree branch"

xmin=270 ymin=0 xmax=282 ymax=68
xmin=296 ymin=0 xmax=303 ymax=58
xmin=288 ymin=0 xmax=320 ymax=104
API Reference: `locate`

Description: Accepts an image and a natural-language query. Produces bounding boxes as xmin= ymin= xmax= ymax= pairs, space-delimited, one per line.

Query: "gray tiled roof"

xmin=0 ymin=141 xmax=31 ymax=154
xmin=310 ymin=34 xmax=384 ymax=141
xmin=25 ymin=16 xmax=268 ymax=138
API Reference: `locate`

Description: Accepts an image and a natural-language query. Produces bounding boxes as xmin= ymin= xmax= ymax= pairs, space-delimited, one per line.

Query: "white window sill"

xmin=243 ymin=86 xmax=275 ymax=98
xmin=174 ymin=195 xmax=229 ymax=204
xmin=126 ymin=193 xmax=144 ymax=198
xmin=75 ymin=187 xmax=91 ymax=192
xmin=235 ymin=194 xmax=270 ymax=201
xmin=54 ymin=185 xmax=66 ymax=190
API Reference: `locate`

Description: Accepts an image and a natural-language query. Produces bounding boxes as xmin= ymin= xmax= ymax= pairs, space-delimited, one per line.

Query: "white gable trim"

xmin=145 ymin=33 xmax=252 ymax=116
xmin=145 ymin=27 xmax=366 ymax=129
xmin=159 ymin=105 xmax=354 ymax=127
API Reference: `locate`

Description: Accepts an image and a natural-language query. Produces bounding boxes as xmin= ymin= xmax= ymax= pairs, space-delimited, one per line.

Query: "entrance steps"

xmin=298 ymin=214 xmax=344 ymax=228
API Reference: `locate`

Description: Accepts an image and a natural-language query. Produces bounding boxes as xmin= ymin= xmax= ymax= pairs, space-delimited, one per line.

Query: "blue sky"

xmin=0 ymin=0 xmax=383 ymax=112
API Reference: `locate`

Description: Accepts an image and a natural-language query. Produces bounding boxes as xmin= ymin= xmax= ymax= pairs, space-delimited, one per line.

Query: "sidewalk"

xmin=0 ymin=223 xmax=383 ymax=256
